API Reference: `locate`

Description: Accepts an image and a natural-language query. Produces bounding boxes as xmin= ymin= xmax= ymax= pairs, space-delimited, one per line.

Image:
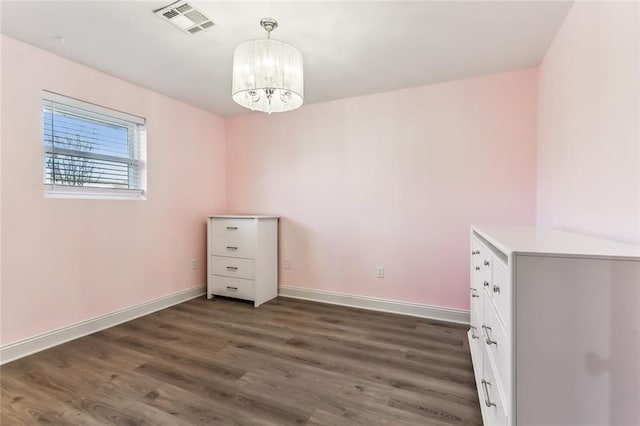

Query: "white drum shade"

xmin=232 ymin=39 xmax=304 ymax=113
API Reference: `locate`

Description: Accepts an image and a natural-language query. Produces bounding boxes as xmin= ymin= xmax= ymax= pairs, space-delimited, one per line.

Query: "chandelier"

xmin=232 ymin=18 xmax=304 ymax=113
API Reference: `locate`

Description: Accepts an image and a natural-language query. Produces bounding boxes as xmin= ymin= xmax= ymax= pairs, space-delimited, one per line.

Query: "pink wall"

xmin=0 ymin=35 xmax=226 ymax=345
xmin=537 ymin=1 xmax=640 ymax=244
xmin=2 ymin=1 xmax=637 ymax=348
xmin=226 ymin=69 xmax=538 ymax=310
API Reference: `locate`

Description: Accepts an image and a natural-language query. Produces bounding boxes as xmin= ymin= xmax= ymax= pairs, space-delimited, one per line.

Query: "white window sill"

xmin=44 ymin=186 xmax=146 ymax=200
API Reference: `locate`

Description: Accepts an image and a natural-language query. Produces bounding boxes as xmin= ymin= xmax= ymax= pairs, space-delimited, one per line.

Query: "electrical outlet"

xmin=377 ymin=266 xmax=384 ymax=278
xmin=284 ymin=259 xmax=291 ymax=270
xmin=191 ymin=258 xmax=197 ymax=270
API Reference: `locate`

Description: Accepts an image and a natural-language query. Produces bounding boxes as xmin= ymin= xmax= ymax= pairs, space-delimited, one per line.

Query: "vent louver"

xmin=185 ymin=10 xmax=207 ymax=24
xmin=162 ymin=9 xmax=179 ymax=19
xmin=153 ymin=1 xmax=214 ymax=35
xmin=175 ymin=3 xmax=192 ymax=13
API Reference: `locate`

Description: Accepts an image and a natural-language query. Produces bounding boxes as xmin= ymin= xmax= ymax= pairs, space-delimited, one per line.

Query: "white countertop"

xmin=472 ymin=225 xmax=640 ymax=260
xmin=208 ymin=215 xmax=279 ymax=219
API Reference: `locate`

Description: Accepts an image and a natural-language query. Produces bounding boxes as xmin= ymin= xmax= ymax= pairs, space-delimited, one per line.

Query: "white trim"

xmin=278 ymin=286 xmax=469 ymax=325
xmin=43 ymin=90 xmax=145 ymax=124
xmin=44 ymin=185 xmax=146 ymax=200
xmin=0 ymin=285 xmax=205 ymax=365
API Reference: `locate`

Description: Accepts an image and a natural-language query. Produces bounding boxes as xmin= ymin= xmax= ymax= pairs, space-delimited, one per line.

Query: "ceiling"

xmin=0 ymin=1 xmax=573 ymax=116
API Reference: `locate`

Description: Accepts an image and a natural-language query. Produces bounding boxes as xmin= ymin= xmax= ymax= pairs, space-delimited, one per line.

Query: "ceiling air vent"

xmin=153 ymin=1 xmax=214 ymax=35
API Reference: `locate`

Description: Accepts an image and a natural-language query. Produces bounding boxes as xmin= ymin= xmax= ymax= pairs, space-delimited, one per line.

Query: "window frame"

xmin=42 ymin=91 xmax=147 ymax=200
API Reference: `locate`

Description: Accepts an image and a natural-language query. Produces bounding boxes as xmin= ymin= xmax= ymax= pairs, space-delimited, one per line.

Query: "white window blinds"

xmin=42 ymin=91 xmax=147 ymax=198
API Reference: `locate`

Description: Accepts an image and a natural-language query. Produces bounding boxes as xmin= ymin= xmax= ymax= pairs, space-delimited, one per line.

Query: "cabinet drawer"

xmin=481 ymin=345 xmax=508 ymax=426
xmin=210 ymin=218 xmax=256 ymax=239
xmin=482 ymin=297 xmax=511 ymax=404
xmin=472 ymin=261 xmax=484 ymax=290
xmin=469 ymin=320 xmax=483 ymax=371
xmin=211 ymin=236 xmax=255 ymax=259
xmin=211 ymin=256 xmax=255 ymax=280
xmin=468 ymin=328 xmax=483 ymax=382
xmin=210 ymin=276 xmax=255 ymax=301
xmin=471 ymin=238 xmax=485 ymax=275
xmin=470 ymin=285 xmax=482 ymax=317
xmin=480 ymin=251 xmax=492 ymax=281
xmin=471 ymin=238 xmax=482 ymax=259
xmin=473 ymin=238 xmax=493 ymax=282
xmin=490 ymin=258 xmax=511 ymax=330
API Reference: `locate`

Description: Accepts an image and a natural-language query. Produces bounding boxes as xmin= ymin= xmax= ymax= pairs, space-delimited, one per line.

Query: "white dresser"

xmin=469 ymin=226 xmax=640 ymax=426
xmin=207 ymin=215 xmax=278 ymax=307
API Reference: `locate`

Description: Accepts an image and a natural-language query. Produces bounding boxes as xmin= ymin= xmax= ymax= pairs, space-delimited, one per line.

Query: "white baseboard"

xmin=0 ymin=285 xmax=205 ymax=365
xmin=278 ymin=286 xmax=469 ymax=325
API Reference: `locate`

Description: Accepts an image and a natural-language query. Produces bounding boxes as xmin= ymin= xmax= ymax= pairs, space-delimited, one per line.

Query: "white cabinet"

xmin=469 ymin=226 xmax=640 ymax=426
xmin=207 ymin=215 xmax=278 ymax=307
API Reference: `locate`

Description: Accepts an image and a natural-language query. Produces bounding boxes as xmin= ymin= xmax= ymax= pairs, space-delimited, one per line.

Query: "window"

xmin=42 ymin=91 xmax=147 ymax=199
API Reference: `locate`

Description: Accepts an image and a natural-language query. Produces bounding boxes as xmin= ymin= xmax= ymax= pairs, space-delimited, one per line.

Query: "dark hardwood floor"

xmin=0 ymin=296 xmax=482 ymax=425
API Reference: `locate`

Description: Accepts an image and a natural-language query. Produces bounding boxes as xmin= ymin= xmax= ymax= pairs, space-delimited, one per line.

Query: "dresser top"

xmin=208 ymin=215 xmax=278 ymax=219
xmin=472 ymin=225 xmax=640 ymax=260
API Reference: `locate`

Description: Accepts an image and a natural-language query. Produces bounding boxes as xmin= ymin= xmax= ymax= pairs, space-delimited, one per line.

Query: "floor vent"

xmin=153 ymin=1 xmax=214 ymax=35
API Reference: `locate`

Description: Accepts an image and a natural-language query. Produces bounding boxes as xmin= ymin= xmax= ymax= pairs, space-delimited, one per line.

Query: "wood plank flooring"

xmin=0 ymin=296 xmax=482 ymax=425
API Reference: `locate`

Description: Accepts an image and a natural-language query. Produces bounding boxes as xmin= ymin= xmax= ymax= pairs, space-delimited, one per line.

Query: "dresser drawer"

xmin=470 ymin=287 xmax=482 ymax=323
xmin=211 ymin=256 xmax=255 ymax=280
xmin=211 ymin=236 xmax=255 ymax=259
xmin=471 ymin=237 xmax=483 ymax=259
xmin=470 ymin=285 xmax=482 ymax=317
xmin=210 ymin=276 xmax=255 ymax=301
xmin=490 ymin=258 xmax=511 ymax=330
xmin=482 ymin=297 xmax=511 ymax=403
xmin=473 ymin=239 xmax=492 ymax=279
xmin=470 ymin=280 xmax=482 ymax=333
xmin=472 ymin=260 xmax=484 ymax=290
xmin=210 ymin=218 xmax=256 ymax=239
xmin=481 ymin=344 xmax=508 ymax=426
xmin=468 ymin=329 xmax=483 ymax=384
xmin=469 ymin=323 xmax=483 ymax=371
xmin=471 ymin=238 xmax=485 ymax=275
xmin=472 ymin=241 xmax=489 ymax=291
xmin=480 ymin=252 xmax=492 ymax=281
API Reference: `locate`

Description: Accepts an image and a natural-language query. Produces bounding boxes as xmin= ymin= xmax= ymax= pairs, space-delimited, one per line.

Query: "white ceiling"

xmin=0 ymin=1 xmax=573 ymax=116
